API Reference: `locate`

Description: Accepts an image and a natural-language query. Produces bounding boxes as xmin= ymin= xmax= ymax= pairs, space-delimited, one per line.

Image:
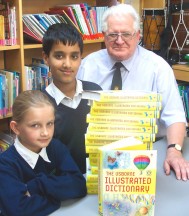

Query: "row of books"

xmin=0 ymin=69 xmax=20 ymax=117
xmin=178 ymin=83 xmax=189 ymax=121
xmin=23 ymin=3 xmax=108 ymax=43
xmin=0 ymin=1 xmax=17 ymax=46
xmin=24 ymin=58 xmax=51 ymax=91
xmin=82 ymin=90 xmax=162 ymax=194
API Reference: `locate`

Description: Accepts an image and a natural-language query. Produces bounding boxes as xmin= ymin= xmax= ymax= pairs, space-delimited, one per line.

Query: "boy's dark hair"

xmin=42 ymin=23 xmax=83 ymax=55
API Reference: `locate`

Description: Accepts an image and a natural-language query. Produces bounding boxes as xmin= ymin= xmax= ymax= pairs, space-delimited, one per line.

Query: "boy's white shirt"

xmin=14 ymin=136 xmax=51 ymax=169
xmin=46 ymin=79 xmax=83 ymax=109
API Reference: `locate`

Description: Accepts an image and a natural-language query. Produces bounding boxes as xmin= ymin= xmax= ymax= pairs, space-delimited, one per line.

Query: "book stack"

xmin=98 ymin=137 xmax=157 ymax=216
xmin=82 ymin=90 xmax=161 ymax=194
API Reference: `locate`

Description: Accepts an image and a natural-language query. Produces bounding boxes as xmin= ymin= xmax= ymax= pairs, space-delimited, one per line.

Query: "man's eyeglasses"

xmin=106 ymin=32 xmax=136 ymax=42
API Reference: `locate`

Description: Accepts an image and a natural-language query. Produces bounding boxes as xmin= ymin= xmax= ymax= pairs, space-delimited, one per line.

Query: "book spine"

xmin=87 ymin=123 xmax=158 ymax=134
xmin=86 ymin=114 xmax=157 ymax=126
xmin=99 ymin=93 xmax=162 ymax=102
xmin=98 ymin=148 xmax=103 ymax=214
xmin=86 ymin=181 xmax=98 ymax=189
xmin=90 ymin=108 xmax=160 ymax=118
xmin=89 ymin=157 xmax=98 ymax=166
xmin=86 ymin=173 xmax=98 ymax=182
xmin=86 ymin=145 xmax=101 ymax=153
xmin=91 ymin=166 xmax=98 ymax=174
xmin=87 ymin=188 xmax=98 ymax=194
xmin=86 ymin=132 xmax=156 ymax=142
xmin=92 ymin=101 xmax=162 ymax=110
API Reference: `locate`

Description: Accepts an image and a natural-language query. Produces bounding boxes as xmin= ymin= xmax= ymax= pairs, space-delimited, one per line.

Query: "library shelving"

xmin=0 ymin=0 xmax=106 ymax=131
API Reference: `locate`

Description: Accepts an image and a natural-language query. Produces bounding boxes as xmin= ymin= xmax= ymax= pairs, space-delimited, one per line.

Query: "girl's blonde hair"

xmin=12 ymin=90 xmax=55 ymax=123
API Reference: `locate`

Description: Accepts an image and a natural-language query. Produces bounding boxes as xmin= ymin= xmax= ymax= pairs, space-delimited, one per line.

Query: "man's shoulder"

xmin=81 ymin=80 xmax=102 ymax=90
xmin=138 ymin=45 xmax=169 ymax=65
xmin=83 ymin=49 xmax=107 ymax=61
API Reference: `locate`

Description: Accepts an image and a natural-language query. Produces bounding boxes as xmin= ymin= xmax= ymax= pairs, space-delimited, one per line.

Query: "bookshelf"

xmin=0 ymin=0 xmax=105 ymax=131
xmin=172 ymin=64 xmax=189 ymax=82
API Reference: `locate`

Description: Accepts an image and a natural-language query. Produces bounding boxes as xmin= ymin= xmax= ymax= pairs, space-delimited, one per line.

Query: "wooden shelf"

xmin=172 ymin=64 xmax=189 ymax=82
xmin=0 ymin=45 xmax=20 ymax=51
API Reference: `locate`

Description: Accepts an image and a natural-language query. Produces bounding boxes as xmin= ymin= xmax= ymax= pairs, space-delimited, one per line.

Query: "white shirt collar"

xmin=14 ymin=137 xmax=51 ymax=169
xmin=46 ymin=80 xmax=83 ymax=105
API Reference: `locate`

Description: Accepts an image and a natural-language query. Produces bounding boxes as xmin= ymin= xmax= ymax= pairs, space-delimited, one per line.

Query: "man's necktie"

xmin=111 ymin=62 xmax=123 ymax=90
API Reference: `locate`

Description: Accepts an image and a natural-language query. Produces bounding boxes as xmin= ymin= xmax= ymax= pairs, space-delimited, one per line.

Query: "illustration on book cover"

xmin=99 ymin=150 xmax=157 ymax=216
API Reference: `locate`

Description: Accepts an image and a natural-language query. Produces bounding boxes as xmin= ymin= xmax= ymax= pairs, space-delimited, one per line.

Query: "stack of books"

xmin=82 ymin=90 xmax=162 ymax=194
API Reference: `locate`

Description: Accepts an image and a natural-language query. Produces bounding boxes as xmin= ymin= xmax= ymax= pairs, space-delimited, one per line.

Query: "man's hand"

xmin=164 ymin=148 xmax=189 ymax=181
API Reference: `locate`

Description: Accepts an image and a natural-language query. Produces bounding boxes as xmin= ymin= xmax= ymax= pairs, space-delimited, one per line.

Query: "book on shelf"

xmin=82 ymin=90 xmax=162 ymax=102
xmin=0 ymin=2 xmax=17 ymax=45
xmin=0 ymin=69 xmax=20 ymax=116
xmin=0 ymin=15 xmax=5 ymax=45
xmin=48 ymin=6 xmax=79 ymax=29
xmin=98 ymin=137 xmax=157 ymax=216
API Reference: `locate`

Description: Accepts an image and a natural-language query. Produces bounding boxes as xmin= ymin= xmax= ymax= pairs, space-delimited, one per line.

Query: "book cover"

xmin=98 ymin=142 xmax=157 ymax=216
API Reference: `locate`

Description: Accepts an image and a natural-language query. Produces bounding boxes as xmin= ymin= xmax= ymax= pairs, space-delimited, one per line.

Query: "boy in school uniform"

xmin=42 ymin=23 xmax=102 ymax=174
xmin=0 ymin=90 xmax=87 ymax=216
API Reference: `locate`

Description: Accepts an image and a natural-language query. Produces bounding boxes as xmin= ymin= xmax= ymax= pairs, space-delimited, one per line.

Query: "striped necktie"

xmin=111 ymin=62 xmax=123 ymax=90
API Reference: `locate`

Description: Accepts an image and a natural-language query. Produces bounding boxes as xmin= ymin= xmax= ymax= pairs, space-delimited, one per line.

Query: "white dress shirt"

xmin=14 ymin=137 xmax=51 ymax=169
xmin=46 ymin=79 xmax=83 ymax=109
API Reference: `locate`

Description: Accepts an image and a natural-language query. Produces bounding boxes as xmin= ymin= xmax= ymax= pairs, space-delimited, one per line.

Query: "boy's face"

xmin=11 ymin=105 xmax=55 ymax=153
xmin=43 ymin=42 xmax=82 ymax=90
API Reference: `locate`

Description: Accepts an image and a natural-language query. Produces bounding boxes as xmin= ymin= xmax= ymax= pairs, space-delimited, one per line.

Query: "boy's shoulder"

xmin=81 ymin=80 xmax=102 ymax=91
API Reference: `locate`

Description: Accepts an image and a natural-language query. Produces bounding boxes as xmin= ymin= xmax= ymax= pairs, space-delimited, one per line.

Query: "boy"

xmin=42 ymin=23 xmax=102 ymax=174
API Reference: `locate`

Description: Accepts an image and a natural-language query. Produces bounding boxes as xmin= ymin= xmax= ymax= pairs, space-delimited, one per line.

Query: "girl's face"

xmin=11 ymin=105 xmax=55 ymax=153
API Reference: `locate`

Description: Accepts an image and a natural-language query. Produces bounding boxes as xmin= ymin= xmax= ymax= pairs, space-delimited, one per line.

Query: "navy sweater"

xmin=0 ymin=138 xmax=87 ymax=216
xmin=43 ymin=81 xmax=102 ymax=174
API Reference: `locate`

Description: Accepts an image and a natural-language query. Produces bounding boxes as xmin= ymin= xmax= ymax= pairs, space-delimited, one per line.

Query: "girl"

xmin=0 ymin=90 xmax=87 ymax=216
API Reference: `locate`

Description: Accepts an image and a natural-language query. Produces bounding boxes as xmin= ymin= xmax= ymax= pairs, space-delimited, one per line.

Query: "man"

xmin=77 ymin=4 xmax=189 ymax=181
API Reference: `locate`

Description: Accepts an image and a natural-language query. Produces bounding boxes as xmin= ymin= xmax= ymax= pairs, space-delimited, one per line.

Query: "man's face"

xmin=103 ymin=14 xmax=140 ymax=61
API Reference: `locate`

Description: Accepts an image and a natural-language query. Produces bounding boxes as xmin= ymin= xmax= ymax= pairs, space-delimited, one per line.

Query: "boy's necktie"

xmin=111 ymin=62 xmax=123 ymax=90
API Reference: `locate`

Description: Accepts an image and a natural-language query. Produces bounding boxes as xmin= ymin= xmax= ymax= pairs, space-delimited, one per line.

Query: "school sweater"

xmin=0 ymin=138 xmax=87 ymax=216
xmin=43 ymin=80 xmax=102 ymax=174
